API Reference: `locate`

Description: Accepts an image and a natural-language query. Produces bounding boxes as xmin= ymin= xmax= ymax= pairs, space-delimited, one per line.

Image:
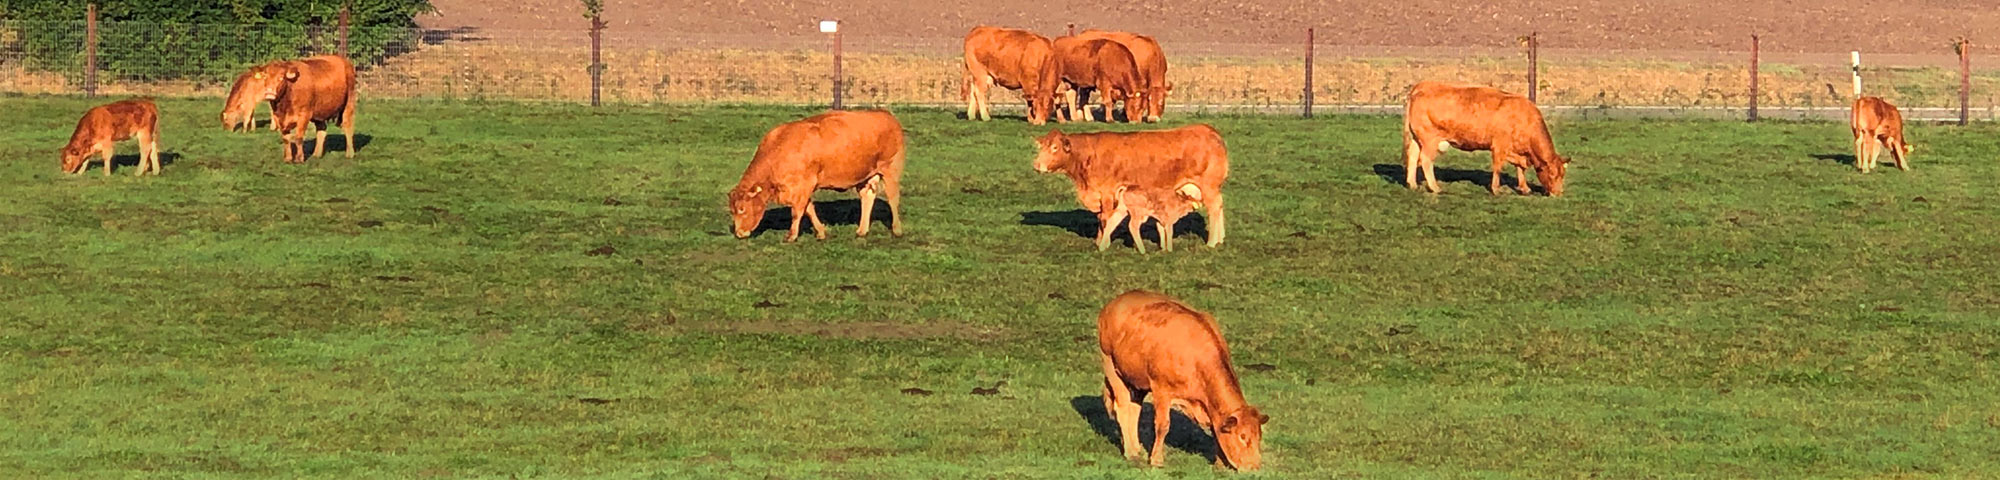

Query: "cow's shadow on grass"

xmin=748 ymin=199 xmax=894 ymax=238
xmin=1811 ymin=153 xmax=1857 ymax=166
xmin=312 ymin=134 xmax=374 ymax=157
xmin=1069 ymin=396 xmax=1217 ymax=464
xmin=109 ymin=151 xmax=181 ymax=170
xmin=1019 ymin=210 xmax=1208 ymax=247
xmin=1372 ymin=164 xmax=1542 ymax=193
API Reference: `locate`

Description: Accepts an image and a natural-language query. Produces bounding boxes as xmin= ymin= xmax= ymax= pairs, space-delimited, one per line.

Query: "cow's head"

xmin=1027 ymin=59 xmax=1061 ymax=125
xmin=59 ymin=145 xmax=87 ymax=174
xmin=1121 ymin=89 xmax=1146 ymax=123
xmin=1144 ymin=81 xmax=1172 ymax=122
xmin=1216 ymin=406 xmax=1269 ymax=471
xmin=253 ymin=62 xmax=301 ymax=102
xmin=1032 ymin=129 xmax=1072 ymax=173
xmin=726 ymin=185 xmax=770 ymax=239
xmin=1539 ymin=155 xmax=1569 ymax=197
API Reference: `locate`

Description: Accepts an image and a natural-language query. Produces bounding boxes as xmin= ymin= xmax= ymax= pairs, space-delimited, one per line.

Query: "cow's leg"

xmin=341 ymin=106 xmax=357 ymax=159
xmin=1892 ymin=139 xmax=1909 ymax=171
xmin=1516 ymin=165 xmax=1531 ymax=195
xmin=1101 ymin=354 xmax=1145 ymax=461
xmin=1096 ymin=206 xmax=1129 ymax=252
xmin=804 ymin=201 xmax=829 ymax=240
xmin=1098 ymin=84 xmax=1117 ymax=123
xmin=1403 ymin=134 xmax=1423 ymax=190
xmin=312 ymin=120 xmax=330 ymax=159
xmin=856 ymin=176 xmax=879 ymax=238
xmin=977 ymin=76 xmax=996 ymax=121
xmin=1157 ymin=216 xmax=1175 ymax=252
xmin=1127 ymin=213 xmax=1148 ymax=254
xmin=1488 ymin=151 xmax=1510 ymax=195
xmin=1422 ymin=151 xmax=1443 ymax=194
xmin=1864 ymin=137 xmax=1881 ymax=173
xmin=1148 ymin=393 xmax=1174 ymax=467
xmin=1204 ymin=191 xmax=1225 ymax=247
xmin=99 ymin=147 xmax=114 ymax=176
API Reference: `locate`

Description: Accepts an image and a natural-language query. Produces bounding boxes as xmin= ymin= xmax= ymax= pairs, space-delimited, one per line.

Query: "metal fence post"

xmin=1958 ymin=38 xmax=1971 ymax=126
xmin=589 ymin=13 xmax=605 ymax=107
xmin=338 ymin=2 xmax=350 ymax=57
xmin=1749 ymin=34 xmax=1760 ymax=122
xmin=84 ymin=3 xmax=98 ymax=97
xmin=831 ymin=21 xmax=844 ymax=110
xmin=1303 ymin=27 xmax=1314 ymax=118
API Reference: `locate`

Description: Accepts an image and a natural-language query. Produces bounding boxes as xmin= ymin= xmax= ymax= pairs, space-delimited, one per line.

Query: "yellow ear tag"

xmin=253 ymin=72 xmax=265 ymax=79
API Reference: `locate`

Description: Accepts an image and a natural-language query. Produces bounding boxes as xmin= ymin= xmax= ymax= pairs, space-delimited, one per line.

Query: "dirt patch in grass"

xmin=704 ymin=320 xmax=1007 ymax=341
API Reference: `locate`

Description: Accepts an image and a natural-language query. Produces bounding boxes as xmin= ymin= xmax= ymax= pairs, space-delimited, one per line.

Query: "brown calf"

xmin=963 ymin=26 xmax=1062 ymax=125
xmin=728 ymin=110 xmax=907 ymax=242
xmin=1098 ymin=290 xmax=1268 ymax=470
xmin=220 ymin=65 xmax=278 ymax=132
xmin=1052 ymin=36 xmax=1144 ymax=123
xmin=1113 ymin=183 xmax=1201 ymax=254
xmin=1851 ymin=96 xmax=1913 ymax=173
xmin=1076 ymin=29 xmax=1169 ymax=122
xmin=1033 ymin=125 xmax=1229 ymax=251
xmin=61 ymin=98 xmax=161 ymax=176
xmin=1403 ymin=81 xmax=1568 ymax=196
xmin=253 ymin=55 xmax=358 ymax=163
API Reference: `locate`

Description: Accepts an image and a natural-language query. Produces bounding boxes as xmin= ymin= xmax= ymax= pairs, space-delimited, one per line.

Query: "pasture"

xmin=1 ymin=96 xmax=1998 ymax=478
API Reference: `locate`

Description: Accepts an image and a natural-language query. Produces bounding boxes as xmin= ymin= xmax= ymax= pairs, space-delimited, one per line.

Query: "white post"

xmin=1850 ymin=51 xmax=1863 ymax=97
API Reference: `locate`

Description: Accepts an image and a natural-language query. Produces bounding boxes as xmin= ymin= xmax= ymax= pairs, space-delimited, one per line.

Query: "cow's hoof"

xmin=890 ymin=230 xmax=904 ymax=238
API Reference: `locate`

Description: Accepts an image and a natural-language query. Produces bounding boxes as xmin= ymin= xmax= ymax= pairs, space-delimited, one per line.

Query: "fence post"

xmin=1303 ymin=27 xmax=1315 ymax=118
xmin=84 ymin=3 xmax=98 ymax=98
xmin=1525 ymin=32 xmax=1539 ymax=102
xmin=1067 ymin=23 xmax=1075 ymax=37
xmin=1957 ymin=38 xmax=1971 ymax=126
xmin=825 ymin=20 xmax=843 ymax=110
xmin=338 ymin=2 xmax=350 ymax=57
xmin=1850 ymin=51 xmax=1862 ymax=97
xmin=589 ymin=12 xmax=605 ymax=107
xmin=1749 ymin=34 xmax=1759 ymax=122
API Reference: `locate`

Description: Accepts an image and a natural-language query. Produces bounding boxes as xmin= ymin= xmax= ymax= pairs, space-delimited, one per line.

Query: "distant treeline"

xmin=1 ymin=0 xmax=436 ymax=84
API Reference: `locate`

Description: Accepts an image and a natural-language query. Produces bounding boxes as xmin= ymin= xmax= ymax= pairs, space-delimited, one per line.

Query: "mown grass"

xmin=1 ymin=95 xmax=1998 ymax=478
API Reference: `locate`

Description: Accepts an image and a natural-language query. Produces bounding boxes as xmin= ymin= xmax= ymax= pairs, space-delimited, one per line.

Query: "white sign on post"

xmin=819 ymin=20 xmax=839 ymax=33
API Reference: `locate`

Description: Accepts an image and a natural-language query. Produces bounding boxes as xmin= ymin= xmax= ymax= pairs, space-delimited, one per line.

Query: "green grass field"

xmin=2 ymin=96 xmax=1998 ymax=478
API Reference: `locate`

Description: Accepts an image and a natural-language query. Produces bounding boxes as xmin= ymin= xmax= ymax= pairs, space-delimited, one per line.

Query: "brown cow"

xmin=251 ymin=55 xmax=357 ymax=163
xmin=1112 ymin=183 xmax=1201 ymax=253
xmin=1052 ymin=36 xmax=1144 ymax=123
xmin=1098 ymin=290 xmax=1268 ymax=470
xmin=60 ymin=98 xmax=161 ymax=176
xmin=1851 ymin=96 xmax=1913 ymax=173
xmin=220 ymin=64 xmax=278 ymax=132
xmin=1032 ymin=125 xmax=1228 ymax=251
xmin=962 ymin=26 xmax=1062 ymax=125
xmin=1076 ymin=29 xmax=1170 ymax=122
xmin=1403 ymin=81 xmax=1568 ymax=196
xmin=728 ymin=110 xmax=906 ymax=242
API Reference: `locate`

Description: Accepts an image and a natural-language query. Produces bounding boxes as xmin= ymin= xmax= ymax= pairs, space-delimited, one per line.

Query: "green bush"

xmin=1 ymin=0 xmax=436 ymax=85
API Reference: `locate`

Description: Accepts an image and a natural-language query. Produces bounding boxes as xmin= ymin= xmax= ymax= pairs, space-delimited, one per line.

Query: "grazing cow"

xmin=251 ymin=55 xmax=358 ymax=163
xmin=1076 ymin=29 xmax=1170 ymax=122
xmin=1851 ymin=96 xmax=1913 ymax=173
xmin=1403 ymin=81 xmax=1568 ymax=196
xmin=1112 ymin=183 xmax=1201 ymax=253
xmin=1032 ymin=125 xmax=1228 ymax=251
xmin=220 ymin=65 xmax=278 ymax=132
xmin=1098 ymin=290 xmax=1268 ymax=470
xmin=728 ymin=110 xmax=906 ymax=242
xmin=60 ymin=98 xmax=161 ymax=176
xmin=962 ymin=26 xmax=1062 ymax=125
xmin=1052 ymin=36 xmax=1145 ymax=123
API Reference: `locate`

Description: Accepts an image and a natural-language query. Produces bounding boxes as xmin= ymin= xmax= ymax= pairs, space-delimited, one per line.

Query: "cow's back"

xmin=1098 ymin=290 xmax=1235 ymax=392
xmin=966 ymin=27 xmax=1055 ymax=88
xmin=1080 ymin=125 xmax=1227 ymax=185
xmin=1406 ymin=81 xmax=1549 ymax=150
xmin=1077 ymin=30 xmax=1165 ymax=87
xmin=749 ymin=110 xmax=903 ymax=187
xmin=286 ymin=55 xmax=357 ymax=120
xmin=1853 ymin=96 xmax=1903 ymax=137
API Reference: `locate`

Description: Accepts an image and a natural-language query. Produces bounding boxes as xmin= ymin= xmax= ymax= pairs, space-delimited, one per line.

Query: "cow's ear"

xmin=1257 ymin=411 xmax=1271 ymax=425
xmin=1058 ymin=136 xmax=1071 ymax=152
xmin=284 ymin=68 xmax=299 ymax=81
xmin=1218 ymin=413 xmax=1240 ymax=434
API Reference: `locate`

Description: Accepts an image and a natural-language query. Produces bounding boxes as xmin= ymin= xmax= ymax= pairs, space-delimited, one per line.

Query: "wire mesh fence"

xmin=2 ymin=19 xmax=1994 ymax=121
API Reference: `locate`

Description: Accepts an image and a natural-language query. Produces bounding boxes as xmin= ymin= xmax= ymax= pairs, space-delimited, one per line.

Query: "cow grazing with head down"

xmin=1851 ymin=96 xmax=1913 ymax=173
xmin=61 ymin=98 xmax=161 ymax=176
xmin=1075 ymin=29 xmax=1170 ymax=122
xmin=1051 ymin=36 xmax=1145 ymax=123
xmin=1032 ymin=125 xmax=1228 ymax=251
xmin=728 ymin=110 xmax=906 ymax=242
xmin=251 ymin=55 xmax=357 ymax=163
xmin=962 ymin=26 xmax=1062 ymax=125
xmin=1098 ymin=289 xmax=1269 ymax=470
xmin=220 ymin=64 xmax=278 ymax=132
xmin=1403 ymin=81 xmax=1568 ymax=196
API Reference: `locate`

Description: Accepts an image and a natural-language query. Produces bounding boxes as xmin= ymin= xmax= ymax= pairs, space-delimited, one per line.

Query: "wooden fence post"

xmin=1303 ymin=27 xmax=1314 ymax=118
xmin=1749 ymin=34 xmax=1760 ymax=122
xmin=84 ymin=3 xmax=98 ymax=97
xmin=338 ymin=2 xmax=350 ymax=57
xmin=1525 ymin=32 xmax=1539 ymax=102
xmin=589 ymin=12 xmax=605 ymax=107
xmin=827 ymin=20 xmax=843 ymax=110
xmin=1067 ymin=23 xmax=1075 ymax=37
xmin=1957 ymin=38 xmax=1971 ymax=126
